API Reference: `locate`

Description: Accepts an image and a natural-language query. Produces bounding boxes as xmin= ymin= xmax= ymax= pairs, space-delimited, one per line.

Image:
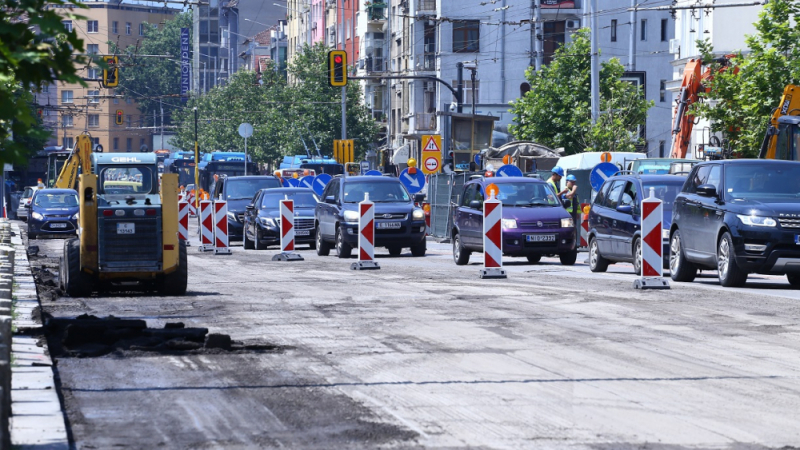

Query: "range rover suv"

xmin=669 ymin=160 xmax=800 ymax=287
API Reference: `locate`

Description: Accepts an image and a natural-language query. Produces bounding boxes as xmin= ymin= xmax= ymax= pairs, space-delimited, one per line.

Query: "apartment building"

xmin=52 ymin=2 xmax=175 ymax=152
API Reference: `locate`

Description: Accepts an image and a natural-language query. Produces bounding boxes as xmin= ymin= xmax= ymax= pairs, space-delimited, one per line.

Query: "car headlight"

xmin=259 ymin=217 xmax=275 ymax=227
xmin=343 ymin=210 xmax=359 ymax=222
xmin=737 ymin=214 xmax=777 ymax=227
xmin=412 ymin=208 xmax=425 ymax=220
xmin=561 ymin=217 xmax=574 ymax=228
xmin=501 ymin=218 xmax=517 ymax=229
xmin=72 ymin=212 xmax=79 ymax=220
xmin=227 ymin=211 xmax=238 ymax=222
xmin=31 ymin=212 xmax=43 ymax=220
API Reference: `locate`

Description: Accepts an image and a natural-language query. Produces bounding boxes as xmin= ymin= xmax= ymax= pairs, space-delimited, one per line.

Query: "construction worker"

xmin=37 ymin=178 xmax=45 ymax=189
xmin=559 ymin=174 xmax=578 ymax=213
xmin=547 ymin=166 xmax=564 ymax=196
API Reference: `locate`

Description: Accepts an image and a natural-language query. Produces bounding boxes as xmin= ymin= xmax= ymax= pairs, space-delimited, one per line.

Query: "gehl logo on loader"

xmin=111 ymin=157 xmax=142 ymax=163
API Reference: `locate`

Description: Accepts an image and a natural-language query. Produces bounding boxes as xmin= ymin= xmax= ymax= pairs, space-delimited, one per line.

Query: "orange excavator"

xmin=759 ymin=84 xmax=800 ymax=160
xmin=669 ymin=56 xmax=737 ymax=158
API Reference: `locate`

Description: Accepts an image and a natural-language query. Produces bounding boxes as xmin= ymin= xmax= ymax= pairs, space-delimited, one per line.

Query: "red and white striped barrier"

xmin=272 ymin=198 xmax=304 ymax=261
xmin=199 ymin=200 xmax=214 ymax=252
xmin=634 ymin=187 xmax=670 ymax=289
xmin=213 ymin=201 xmax=232 ymax=255
xmin=351 ymin=193 xmax=380 ymax=270
xmin=178 ymin=201 xmax=190 ymax=246
xmin=480 ymin=192 xmax=506 ymax=279
xmin=187 ymin=191 xmax=197 ymax=217
xmin=580 ymin=213 xmax=589 ymax=248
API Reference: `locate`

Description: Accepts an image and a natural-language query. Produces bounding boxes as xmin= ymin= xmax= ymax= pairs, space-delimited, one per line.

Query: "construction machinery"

xmin=60 ymin=152 xmax=187 ymax=296
xmin=53 ymin=133 xmax=94 ymax=190
xmin=759 ymin=84 xmax=800 ymax=160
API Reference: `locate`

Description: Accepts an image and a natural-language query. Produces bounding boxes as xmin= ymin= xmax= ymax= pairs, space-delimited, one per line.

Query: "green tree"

xmin=0 ymin=0 xmax=87 ymax=164
xmin=509 ymin=30 xmax=652 ymax=154
xmin=692 ymin=0 xmax=800 ymax=158
xmin=112 ymin=12 xmax=192 ymax=127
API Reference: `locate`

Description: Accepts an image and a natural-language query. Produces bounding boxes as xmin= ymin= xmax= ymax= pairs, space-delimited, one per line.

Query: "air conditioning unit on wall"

xmin=669 ymin=38 xmax=681 ymax=54
xmin=566 ymin=19 xmax=580 ymax=29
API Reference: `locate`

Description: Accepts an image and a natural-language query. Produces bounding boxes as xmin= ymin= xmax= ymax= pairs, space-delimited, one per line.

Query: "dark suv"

xmin=452 ymin=177 xmax=577 ymax=265
xmin=588 ymin=173 xmax=686 ymax=274
xmin=212 ymin=175 xmax=281 ymax=241
xmin=670 ymin=160 xmax=800 ymax=287
xmin=315 ymin=176 xmax=427 ymax=258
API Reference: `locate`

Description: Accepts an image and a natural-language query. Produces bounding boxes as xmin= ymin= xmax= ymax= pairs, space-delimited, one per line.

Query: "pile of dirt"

xmin=44 ymin=313 xmax=280 ymax=357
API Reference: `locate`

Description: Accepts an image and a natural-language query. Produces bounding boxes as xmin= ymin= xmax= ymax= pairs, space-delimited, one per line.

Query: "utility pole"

xmin=629 ymin=0 xmax=637 ymax=71
xmin=341 ymin=0 xmax=347 ymax=140
xmin=456 ymin=62 xmax=464 ymax=113
xmin=160 ymin=98 xmax=164 ymax=151
xmin=590 ymin=0 xmax=600 ymax=124
xmin=193 ymin=107 xmax=199 ymax=209
xmin=534 ymin=0 xmax=542 ymax=72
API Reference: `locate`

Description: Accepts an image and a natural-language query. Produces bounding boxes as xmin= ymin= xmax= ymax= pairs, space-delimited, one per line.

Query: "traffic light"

xmin=102 ymin=55 xmax=119 ymax=88
xmin=328 ymin=50 xmax=347 ymax=87
xmin=115 ymin=109 xmax=124 ymax=125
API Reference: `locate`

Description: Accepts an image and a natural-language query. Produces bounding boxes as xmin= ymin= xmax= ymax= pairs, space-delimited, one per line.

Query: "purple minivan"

xmin=452 ymin=177 xmax=578 ymax=265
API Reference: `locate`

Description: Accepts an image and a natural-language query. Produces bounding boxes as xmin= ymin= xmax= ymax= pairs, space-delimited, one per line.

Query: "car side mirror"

xmin=469 ymin=200 xmax=482 ymax=210
xmin=616 ymin=205 xmax=633 ymax=214
xmin=697 ymin=184 xmax=717 ymax=197
xmin=562 ymin=198 xmax=572 ymax=208
xmin=414 ymin=193 xmax=425 ymax=203
xmin=325 ymin=195 xmax=336 ymax=204
xmin=245 ymin=204 xmax=254 ymax=210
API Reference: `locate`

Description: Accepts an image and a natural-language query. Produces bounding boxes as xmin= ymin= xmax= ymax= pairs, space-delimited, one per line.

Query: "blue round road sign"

xmin=287 ymin=178 xmax=300 ymax=187
xmin=495 ymin=164 xmax=523 ymax=178
xmin=474 ymin=154 xmax=481 ymax=165
xmin=312 ymin=173 xmax=332 ymax=196
xmin=399 ymin=168 xmax=426 ymax=194
xmin=365 ymin=170 xmax=382 ymax=176
xmin=590 ymin=162 xmax=619 ymax=191
xmin=300 ymin=175 xmax=315 ymax=189
xmin=281 ymin=178 xmax=291 ymax=187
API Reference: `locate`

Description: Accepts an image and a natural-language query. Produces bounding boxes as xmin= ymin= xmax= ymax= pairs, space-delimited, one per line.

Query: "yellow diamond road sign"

xmin=421 ymin=134 xmax=442 ymax=175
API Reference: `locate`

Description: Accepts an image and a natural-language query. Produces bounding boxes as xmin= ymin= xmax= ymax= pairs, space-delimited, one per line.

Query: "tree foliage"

xmin=509 ymin=30 xmax=652 ymax=154
xmin=171 ymin=43 xmax=379 ymax=165
xmin=692 ymin=0 xmax=800 ymax=158
xmin=112 ymin=12 xmax=191 ymax=127
xmin=0 ymin=0 xmax=87 ymax=164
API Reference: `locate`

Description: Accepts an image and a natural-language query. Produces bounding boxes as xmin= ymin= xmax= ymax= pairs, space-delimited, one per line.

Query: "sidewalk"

xmin=9 ymin=223 xmax=69 ymax=449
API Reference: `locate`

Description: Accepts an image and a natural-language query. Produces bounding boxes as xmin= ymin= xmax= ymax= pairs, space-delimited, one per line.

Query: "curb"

xmin=9 ymin=223 xmax=69 ymax=450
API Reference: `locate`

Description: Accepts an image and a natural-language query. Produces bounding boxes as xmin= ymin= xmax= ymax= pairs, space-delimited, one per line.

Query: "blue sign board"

xmin=313 ymin=173 xmax=332 ymax=196
xmin=365 ymin=170 xmax=383 ymax=177
xmin=287 ymin=178 xmax=300 ymax=187
xmin=399 ymin=168 xmax=425 ymax=194
xmin=299 ymin=175 xmax=315 ymax=189
xmin=495 ymin=164 xmax=523 ymax=178
xmin=590 ymin=162 xmax=619 ymax=191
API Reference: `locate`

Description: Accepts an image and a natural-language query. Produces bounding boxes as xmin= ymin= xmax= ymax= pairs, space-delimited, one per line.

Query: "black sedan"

xmin=27 ymin=189 xmax=79 ymax=239
xmin=243 ymin=187 xmax=318 ymax=250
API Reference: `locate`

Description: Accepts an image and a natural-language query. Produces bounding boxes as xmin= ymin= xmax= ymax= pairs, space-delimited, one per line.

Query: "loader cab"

xmin=92 ymin=154 xmax=160 ymax=205
xmin=773 ymin=116 xmax=800 ymax=161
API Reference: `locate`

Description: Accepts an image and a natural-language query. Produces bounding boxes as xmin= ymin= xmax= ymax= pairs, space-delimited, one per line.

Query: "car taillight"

xmin=102 ymin=210 xmax=113 ymax=216
xmin=146 ymin=209 xmax=156 ymax=216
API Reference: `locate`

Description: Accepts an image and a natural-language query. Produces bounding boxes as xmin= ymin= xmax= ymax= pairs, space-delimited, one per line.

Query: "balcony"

xmin=415 ymin=113 xmax=436 ymax=131
xmin=366 ymin=2 xmax=387 ymax=21
xmin=417 ymin=0 xmax=436 ymax=12
xmin=366 ymin=56 xmax=384 ymax=73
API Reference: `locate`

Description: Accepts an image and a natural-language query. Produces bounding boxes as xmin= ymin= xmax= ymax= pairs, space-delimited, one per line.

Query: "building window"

xmin=453 ymin=79 xmax=479 ymax=104
xmin=611 ymin=19 xmax=617 ymax=42
xmin=63 ymin=137 xmax=74 ymax=149
xmin=40 ymin=83 xmax=49 ymax=93
xmin=87 ymin=44 xmax=99 ymax=54
xmin=126 ymin=22 xmax=132 ymax=35
xmin=62 ymin=115 xmax=73 ymax=127
xmin=661 ymin=19 xmax=668 ymax=42
xmin=87 ymin=20 xmax=98 ymax=33
xmin=640 ymin=19 xmax=647 ymax=41
xmin=127 ymin=115 xmax=132 ymax=127
xmin=659 ymin=140 xmax=666 ymax=157
xmin=126 ymin=138 xmax=132 ymax=152
xmin=126 ymin=97 xmax=132 ymax=104
xmin=88 ymin=90 xmax=100 ymax=104
xmin=62 ymin=20 xmax=72 ymax=32
xmin=660 ymin=80 xmax=666 ymax=102
xmin=61 ymin=90 xmax=73 ymax=104
xmin=139 ymin=23 xmax=146 ymax=36
xmin=88 ymin=114 xmax=99 ymax=127
xmin=453 ymin=20 xmax=480 ymax=53
xmin=112 ymin=21 xmax=118 ymax=34
xmin=87 ymin=66 xmax=99 ymax=79
xmin=113 ymin=137 xmax=119 ymax=150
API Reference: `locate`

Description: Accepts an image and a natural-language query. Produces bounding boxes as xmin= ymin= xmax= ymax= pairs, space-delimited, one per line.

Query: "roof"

xmin=225 ymin=175 xmax=278 ymax=180
xmin=343 ymin=176 xmax=402 ymax=183
xmin=777 ymin=115 xmax=800 ymax=125
xmin=261 ymin=187 xmax=313 ymax=192
xmin=694 ymin=159 xmax=800 ymax=166
xmin=468 ymin=176 xmax=545 ymax=185
xmin=33 ymin=188 xmax=77 ymax=195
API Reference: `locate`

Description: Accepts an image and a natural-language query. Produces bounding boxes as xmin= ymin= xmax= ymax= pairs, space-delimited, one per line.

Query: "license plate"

xmin=377 ymin=222 xmax=402 ymax=229
xmin=526 ymin=234 xmax=555 ymax=242
xmin=50 ymin=223 xmax=67 ymax=229
xmin=295 ymin=230 xmax=310 ymax=236
xmin=117 ymin=223 xmax=135 ymax=234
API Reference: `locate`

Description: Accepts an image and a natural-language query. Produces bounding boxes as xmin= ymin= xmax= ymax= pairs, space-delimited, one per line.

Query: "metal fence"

xmin=429 ymin=172 xmax=472 ymax=239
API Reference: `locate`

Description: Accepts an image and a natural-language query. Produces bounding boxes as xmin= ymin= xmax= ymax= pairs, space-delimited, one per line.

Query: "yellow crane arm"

xmin=53 ymin=134 xmax=94 ymax=190
xmin=760 ymin=85 xmax=800 ymax=159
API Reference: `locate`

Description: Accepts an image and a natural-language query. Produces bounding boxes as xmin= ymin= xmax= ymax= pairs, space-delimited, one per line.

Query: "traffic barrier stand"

xmin=633 ymin=187 xmax=670 ymax=290
xmin=187 ymin=192 xmax=197 ymax=217
xmin=479 ymin=192 xmax=507 ymax=279
xmin=272 ymin=197 xmax=304 ymax=262
xmin=199 ymin=200 xmax=215 ymax=252
xmin=213 ymin=201 xmax=232 ymax=255
xmin=178 ymin=201 xmax=191 ymax=247
xmin=351 ymin=193 xmax=380 ymax=270
xmin=580 ymin=213 xmax=589 ymax=248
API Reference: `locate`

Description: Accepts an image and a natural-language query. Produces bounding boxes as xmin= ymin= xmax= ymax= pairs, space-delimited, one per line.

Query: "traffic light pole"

xmin=194 ymin=107 xmax=199 ymax=210
xmin=342 ymin=86 xmax=347 ymax=140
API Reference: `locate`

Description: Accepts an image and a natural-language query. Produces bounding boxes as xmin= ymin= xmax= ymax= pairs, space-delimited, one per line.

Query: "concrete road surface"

xmin=27 ymin=224 xmax=800 ymax=449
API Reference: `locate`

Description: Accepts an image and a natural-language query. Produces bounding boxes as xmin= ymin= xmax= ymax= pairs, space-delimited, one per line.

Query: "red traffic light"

xmin=334 ymin=55 xmax=343 ymax=64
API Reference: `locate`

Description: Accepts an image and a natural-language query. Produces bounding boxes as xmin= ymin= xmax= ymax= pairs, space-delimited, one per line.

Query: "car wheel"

xmin=589 ymin=238 xmax=609 ymax=272
xmin=388 ymin=246 xmax=402 ymax=256
xmin=243 ymin=224 xmax=254 ymax=250
xmin=28 ymin=232 xmax=37 ymax=240
xmin=316 ymin=225 xmax=330 ymax=256
xmin=632 ymin=238 xmax=642 ymax=275
xmin=158 ymin=241 xmax=188 ymax=296
xmin=410 ymin=240 xmax=426 ymax=257
xmin=526 ymin=255 xmax=541 ymax=264
xmin=335 ymin=226 xmax=352 ymax=258
xmin=669 ymin=229 xmax=697 ymax=282
xmin=453 ymin=233 xmax=470 ymax=265
xmin=64 ymin=238 xmax=92 ymax=297
xmin=787 ymin=274 xmax=800 ymax=287
xmin=254 ymin=228 xmax=263 ymax=250
xmin=559 ymin=250 xmax=578 ymax=266
xmin=717 ymin=231 xmax=747 ymax=287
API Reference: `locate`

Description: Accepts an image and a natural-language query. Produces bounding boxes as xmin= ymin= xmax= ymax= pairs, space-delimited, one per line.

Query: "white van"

xmin=555 ymin=152 xmax=648 ymax=172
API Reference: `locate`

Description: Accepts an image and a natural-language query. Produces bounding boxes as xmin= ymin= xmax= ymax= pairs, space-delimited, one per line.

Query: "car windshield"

xmin=496 ymin=182 xmax=560 ymax=207
xmin=227 ymin=179 xmax=281 ymax=200
xmin=343 ymin=181 xmax=411 ymax=203
xmin=34 ymin=192 xmax=78 ymax=208
xmin=100 ymin=166 xmax=153 ymax=194
xmin=22 ymin=188 xmax=33 ymax=198
xmin=643 ymin=182 xmax=683 ymax=210
xmin=261 ymin=191 xmax=318 ymax=208
xmin=725 ymin=163 xmax=800 ymax=201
